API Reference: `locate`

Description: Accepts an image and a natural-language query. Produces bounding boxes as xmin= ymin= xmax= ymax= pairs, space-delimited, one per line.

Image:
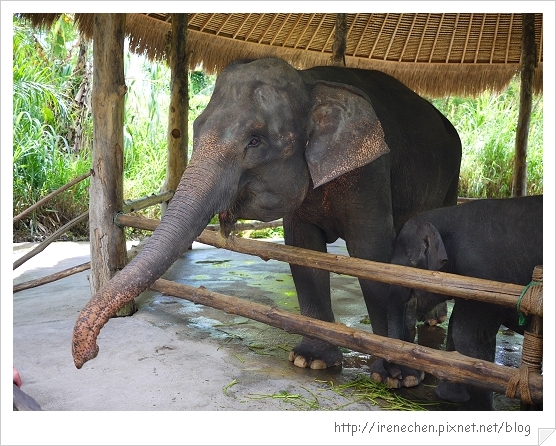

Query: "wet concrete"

xmin=12 ymin=237 xmax=522 ymax=411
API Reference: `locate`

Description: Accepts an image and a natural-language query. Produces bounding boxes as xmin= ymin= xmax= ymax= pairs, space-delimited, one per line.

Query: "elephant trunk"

xmin=72 ymin=160 xmax=234 ymax=369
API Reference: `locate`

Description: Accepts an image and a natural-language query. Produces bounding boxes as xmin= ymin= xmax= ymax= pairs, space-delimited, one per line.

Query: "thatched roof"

xmin=20 ymin=13 xmax=543 ymax=97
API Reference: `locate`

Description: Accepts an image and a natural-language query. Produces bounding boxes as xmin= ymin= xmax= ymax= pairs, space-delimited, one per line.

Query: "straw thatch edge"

xmin=18 ymin=13 xmax=543 ymax=97
xmin=186 ymin=30 xmax=542 ymax=97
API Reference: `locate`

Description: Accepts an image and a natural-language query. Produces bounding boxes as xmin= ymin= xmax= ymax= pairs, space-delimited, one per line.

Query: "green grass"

xmin=431 ymin=80 xmax=543 ymax=198
xmin=13 ymin=15 xmax=91 ymax=240
xmin=328 ymin=375 xmax=436 ymax=411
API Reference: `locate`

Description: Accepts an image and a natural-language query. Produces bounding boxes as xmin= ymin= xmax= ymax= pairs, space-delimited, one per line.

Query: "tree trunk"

xmin=89 ymin=14 xmax=133 ymax=316
xmin=331 ymin=14 xmax=347 ymax=66
xmin=511 ymin=13 xmax=536 ymax=197
xmin=161 ymin=13 xmax=189 ymax=216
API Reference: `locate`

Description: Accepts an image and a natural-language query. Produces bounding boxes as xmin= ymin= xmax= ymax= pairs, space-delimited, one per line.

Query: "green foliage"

xmin=122 ymin=52 xmax=170 ymax=215
xmin=13 ymin=16 xmax=543 ymax=242
xmin=247 ymin=227 xmax=285 ymax=239
xmin=13 ymin=14 xmax=91 ymax=239
xmin=431 ymin=79 xmax=543 ymax=198
xmin=122 ymin=53 xmax=215 ymax=226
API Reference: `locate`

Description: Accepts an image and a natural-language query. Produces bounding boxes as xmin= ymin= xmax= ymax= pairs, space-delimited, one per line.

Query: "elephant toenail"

xmin=310 ymin=359 xmax=327 ymax=370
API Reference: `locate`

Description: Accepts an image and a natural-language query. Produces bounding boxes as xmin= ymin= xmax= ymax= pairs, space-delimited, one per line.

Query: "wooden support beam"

xmin=89 ymin=14 xmax=133 ymax=316
xmin=13 ymin=262 xmax=91 ymax=293
xmin=160 ymin=13 xmax=189 ymax=216
xmin=331 ymin=13 xmax=347 ymax=66
xmin=150 ymin=278 xmax=542 ymax=404
xmin=13 ymin=170 xmax=92 ymax=225
xmin=511 ymin=13 xmax=536 ymax=197
xmin=13 ymin=211 xmax=89 ymax=270
xmin=114 ymin=214 xmax=532 ymax=314
xmin=122 ymin=190 xmax=175 ymax=213
xmin=205 ymin=219 xmax=283 ymax=232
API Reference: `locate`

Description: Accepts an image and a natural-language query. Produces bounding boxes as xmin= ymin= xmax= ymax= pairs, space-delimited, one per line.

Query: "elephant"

xmin=385 ymin=195 xmax=543 ymax=409
xmin=72 ymin=57 xmax=462 ymax=389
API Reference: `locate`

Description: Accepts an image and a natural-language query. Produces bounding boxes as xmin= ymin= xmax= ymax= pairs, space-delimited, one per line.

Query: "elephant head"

xmin=72 ymin=58 xmax=390 ymax=368
xmin=387 ymin=220 xmax=448 ymax=339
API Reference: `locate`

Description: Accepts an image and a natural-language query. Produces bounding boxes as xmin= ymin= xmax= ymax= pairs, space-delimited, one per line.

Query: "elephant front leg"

xmin=284 ymin=217 xmax=343 ymax=369
xmin=360 ymin=280 xmax=425 ymax=388
xmin=287 ymin=262 xmax=343 ymax=369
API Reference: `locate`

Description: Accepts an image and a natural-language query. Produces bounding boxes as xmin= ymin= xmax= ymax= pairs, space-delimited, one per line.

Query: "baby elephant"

xmin=388 ymin=195 xmax=543 ymax=410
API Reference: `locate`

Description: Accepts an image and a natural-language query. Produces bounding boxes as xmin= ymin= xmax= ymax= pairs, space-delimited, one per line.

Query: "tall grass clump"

xmin=13 ymin=14 xmax=91 ymax=240
xmin=122 ymin=52 xmax=171 ymax=216
xmin=432 ymin=79 xmax=543 ymax=198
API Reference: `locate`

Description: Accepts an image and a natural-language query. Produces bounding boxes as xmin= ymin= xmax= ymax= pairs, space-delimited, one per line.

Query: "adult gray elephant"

xmin=386 ymin=195 xmax=543 ymax=409
xmin=72 ymin=58 xmax=462 ymax=388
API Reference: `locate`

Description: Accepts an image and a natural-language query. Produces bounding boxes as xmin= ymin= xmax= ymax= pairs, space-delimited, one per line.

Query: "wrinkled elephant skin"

xmin=72 ymin=57 xmax=462 ymax=391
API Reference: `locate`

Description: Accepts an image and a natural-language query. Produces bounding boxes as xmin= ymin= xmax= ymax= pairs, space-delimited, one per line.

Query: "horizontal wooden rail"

xmin=115 ymin=214 xmax=531 ymax=314
xmin=13 ymin=211 xmax=89 ymax=271
xmin=205 ymin=219 xmax=283 ymax=232
xmin=122 ymin=190 xmax=175 ymax=213
xmin=13 ymin=262 xmax=91 ymax=293
xmin=13 ymin=170 xmax=92 ymax=225
xmin=150 ymin=278 xmax=542 ymax=404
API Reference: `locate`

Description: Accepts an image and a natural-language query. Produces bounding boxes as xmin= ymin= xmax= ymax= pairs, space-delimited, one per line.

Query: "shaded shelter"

xmin=23 ymin=13 xmax=543 ymax=96
xmin=17 ymin=12 xmax=543 ymax=311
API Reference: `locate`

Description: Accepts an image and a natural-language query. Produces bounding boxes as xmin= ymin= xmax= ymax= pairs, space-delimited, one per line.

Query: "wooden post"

xmin=160 ymin=13 xmax=189 ymax=216
xmin=89 ymin=14 xmax=134 ymax=316
xmin=511 ymin=13 xmax=536 ymax=197
xmin=331 ymin=13 xmax=347 ymax=66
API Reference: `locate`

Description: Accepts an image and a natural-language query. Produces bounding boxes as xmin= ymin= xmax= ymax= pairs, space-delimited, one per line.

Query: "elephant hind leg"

xmin=442 ymin=173 xmax=460 ymax=207
xmin=370 ymin=359 xmax=425 ymax=388
xmin=436 ymin=300 xmax=499 ymax=409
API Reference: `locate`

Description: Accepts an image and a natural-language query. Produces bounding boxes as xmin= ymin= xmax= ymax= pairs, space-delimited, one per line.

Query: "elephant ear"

xmin=421 ymin=222 xmax=448 ymax=271
xmin=305 ymin=81 xmax=390 ymax=188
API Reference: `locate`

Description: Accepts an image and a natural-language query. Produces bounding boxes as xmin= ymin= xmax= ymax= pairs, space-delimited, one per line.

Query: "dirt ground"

xmin=8 ymin=236 xmax=543 ymax=444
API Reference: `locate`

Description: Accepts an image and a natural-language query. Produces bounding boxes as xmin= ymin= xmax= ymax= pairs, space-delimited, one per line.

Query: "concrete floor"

xmin=11 ymin=237 xmax=522 ymax=413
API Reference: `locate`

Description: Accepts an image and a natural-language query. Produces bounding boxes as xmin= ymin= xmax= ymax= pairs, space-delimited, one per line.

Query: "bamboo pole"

xmin=13 ymin=211 xmax=89 ymax=270
xmin=114 ymin=214 xmax=531 ymax=314
xmin=150 ymin=278 xmax=542 ymax=404
xmin=13 ymin=170 xmax=92 ymax=225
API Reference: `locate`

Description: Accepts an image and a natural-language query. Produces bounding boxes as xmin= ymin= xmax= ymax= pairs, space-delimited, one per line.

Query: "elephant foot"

xmin=435 ymin=381 xmax=470 ymax=403
xmin=435 ymin=381 xmax=494 ymax=410
xmin=289 ymin=338 xmax=343 ymax=370
xmin=369 ymin=358 xmax=424 ymax=388
xmin=423 ymin=315 xmax=447 ymax=326
xmin=420 ymin=301 xmax=448 ymax=326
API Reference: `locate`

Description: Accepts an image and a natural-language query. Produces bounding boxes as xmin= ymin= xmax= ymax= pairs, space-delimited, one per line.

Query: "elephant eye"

xmin=247 ymin=137 xmax=260 ymax=148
